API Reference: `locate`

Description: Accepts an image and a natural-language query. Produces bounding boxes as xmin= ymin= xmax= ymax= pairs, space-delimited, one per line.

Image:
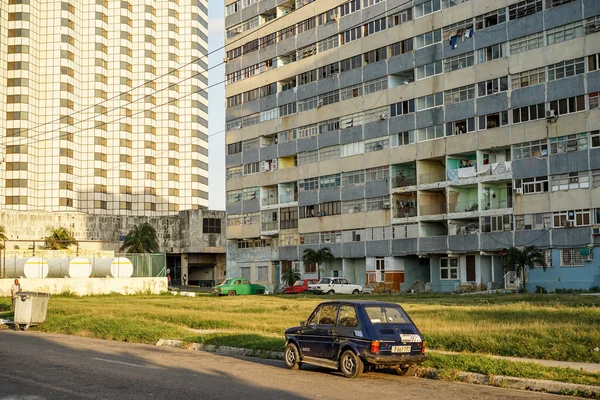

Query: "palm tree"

xmin=44 ymin=227 xmax=78 ymax=250
xmin=120 ymin=222 xmax=159 ymax=253
xmin=503 ymin=246 xmax=547 ymax=292
xmin=0 ymin=225 xmax=7 ymax=249
xmin=281 ymin=267 xmax=301 ymax=287
xmin=302 ymin=247 xmax=335 ymax=280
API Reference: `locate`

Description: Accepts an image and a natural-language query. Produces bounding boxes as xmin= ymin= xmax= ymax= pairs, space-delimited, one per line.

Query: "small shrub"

xmin=535 ymin=286 xmax=547 ymax=294
xmin=589 ymin=286 xmax=600 ymax=293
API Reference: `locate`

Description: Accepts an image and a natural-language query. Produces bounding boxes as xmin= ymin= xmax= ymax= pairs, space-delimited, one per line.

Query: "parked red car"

xmin=284 ymin=279 xmax=319 ymax=294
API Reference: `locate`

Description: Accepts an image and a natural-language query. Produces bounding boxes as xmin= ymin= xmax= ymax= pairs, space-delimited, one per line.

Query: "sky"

xmin=207 ymin=0 xmax=226 ymax=210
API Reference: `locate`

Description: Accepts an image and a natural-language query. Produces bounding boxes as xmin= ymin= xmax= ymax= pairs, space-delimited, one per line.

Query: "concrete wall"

xmin=527 ymin=248 xmax=600 ymax=292
xmin=0 ymin=277 xmax=167 ymax=296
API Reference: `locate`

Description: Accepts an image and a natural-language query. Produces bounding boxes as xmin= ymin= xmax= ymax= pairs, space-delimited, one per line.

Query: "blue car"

xmin=284 ymin=300 xmax=427 ymax=378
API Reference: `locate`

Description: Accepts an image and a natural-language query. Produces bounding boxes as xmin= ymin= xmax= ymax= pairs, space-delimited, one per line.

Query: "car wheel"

xmin=284 ymin=343 xmax=302 ymax=370
xmin=327 ymin=290 xmax=335 ymax=295
xmin=227 ymin=290 xmax=236 ymax=296
xmin=395 ymin=364 xmax=417 ymax=377
xmin=256 ymin=289 xmax=264 ymax=295
xmin=340 ymin=350 xmax=363 ymax=378
xmin=352 ymin=289 xmax=360 ymax=295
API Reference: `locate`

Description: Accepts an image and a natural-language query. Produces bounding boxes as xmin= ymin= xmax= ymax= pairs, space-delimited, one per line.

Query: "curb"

xmin=156 ymin=339 xmax=600 ymax=398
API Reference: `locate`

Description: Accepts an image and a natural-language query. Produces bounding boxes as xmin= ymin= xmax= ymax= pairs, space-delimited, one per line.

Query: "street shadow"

xmin=0 ymin=330 xmax=311 ymax=400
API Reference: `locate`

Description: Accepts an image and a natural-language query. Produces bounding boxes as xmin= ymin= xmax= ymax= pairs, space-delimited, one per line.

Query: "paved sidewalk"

xmin=429 ymin=349 xmax=600 ymax=374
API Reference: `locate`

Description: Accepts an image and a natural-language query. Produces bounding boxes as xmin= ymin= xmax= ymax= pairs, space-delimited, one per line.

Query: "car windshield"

xmin=365 ymin=306 xmax=410 ymax=324
xmin=293 ymin=280 xmax=304 ymax=286
xmin=318 ymin=278 xmax=332 ymax=284
xmin=222 ymin=279 xmax=232 ymax=285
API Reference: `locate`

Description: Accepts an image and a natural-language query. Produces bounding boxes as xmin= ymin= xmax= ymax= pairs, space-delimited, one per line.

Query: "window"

xmin=343 ymin=199 xmax=365 ymax=214
xmin=341 ymin=141 xmax=364 ymax=157
xmin=510 ymin=32 xmax=544 ymax=55
xmin=203 ymin=218 xmax=221 ymax=234
xmin=319 ymin=146 xmax=341 ymax=161
xmin=417 ymin=93 xmax=443 ymax=110
xmin=227 ymin=142 xmax=242 ymax=155
xmin=590 ymin=93 xmax=600 ymax=110
xmin=390 ymin=39 xmax=413 ymax=57
xmin=341 ymin=84 xmax=363 ymax=101
xmin=299 ymin=177 xmax=319 ymax=191
xmin=415 ymin=29 xmax=442 ymax=49
xmin=342 ymin=170 xmax=365 ymax=186
xmin=515 ymin=176 xmax=548 ymax=194
xmin=415 ymin=0 xmax=441 ymax=18
xmin=586 ymin=16 xmax=600 ymax=35
xmin=298 ymin=124 xmax=318 ymax=139
xmin=390 ymin=100 xmax=415 ymax=117
xmin=340 ymin=0 xmax=360 ymax=16
xmin=444 ymin=52 xmax=474 ymax=72
xmin=366 ymin=196 xmax=388 ymax=211
xmin=365 ymin=166 xmax=389 ymax=182
xmin=340 ymin=55 xmax=362 ymax=72
xmin=512 ymin=103 xmax=546 ymax=124
xmin=365 ymin=138 xmax=389 ymax=153
xmin=592 ymin=131 xmax=600 ymax=148
xmin=297 ymin=151 xmax=319 ymax=166
xmin=320 ymin=91 xmax=340 ymax=106
xmin=364 ymin=47 xmax=387 ymax=64
xmin=508 ymin=0 xmax=542 ymax=20
xmin=244 ymin=162 xmax=260 ymax=175
xmin=319 ymin=63 xmax=340 ymax=80
xmin=444 ymin=85 xmax=475 ymax=104
xmin=280 ymin=207 xmax=298 ymax=230
xmin=363 ymin=77 xmax=388 ymax=95
xmin=392 ymin=131 xmax=416 ymax=147
xmin=547 ymin=21 xmax=584 ymax=45
xmin=475 ymin=9 xmax=506 ymax=30
xmin=477 ymin=44 xmax=503 ymax=62
xmin=513 ymin=139 xmax=548 ymax=159
xmin=479 ymin=111 xmax=509 ymax=130
xmin=549 ymin=95 xmax=586 ymax=116
xmin=548 ymin=58 xmax=585 ymax=81
xmin=416 ymin=61 xmax=443 ymax=79
xmin=546 ymin=0 xmax=575 ymax=8
xmin=440 ymin=258 xmax=459 ymax=280
xmin=364 ymin=17 xmax=386 ymax=36
xmin=418 ymin=125 xmax=444 ymax=141
xmin=481 ymin=215 xmax=512 ymax=232
xmin=279 ymin=102 xmax=297 ymax=117
xmin=297 ymin=17 xmax=316 ymax=34
xmin=552 ymin=172 xmax=590 ymax=191
xmin=298 ymin=96 xmax=318 ymax=113
xmin=561 ymin=249 xmax=585 ymax=267
xmin=592 ymin=169 xmax=600 ymax=187
xmin=318 ymin=36 xmax=339 ymax=53
xmin=515 ymin=213 xmax=551 ymax=230
xmin=320 ymin=201 xmax=341 ymax=217
xmin=446 ymin=118 xmax=475 ymax=135
xmin=553 ymin=209 xmax=591 ymax=227
xmin=320 ymin=174 xmax=341 ymax=188
xmin=342 ymin=27 xmax=362 ymax=44
xmin=478 ymin=77 xmax=508 ymax=96
xmin=512 ymin=67 xmax=545 ymax=89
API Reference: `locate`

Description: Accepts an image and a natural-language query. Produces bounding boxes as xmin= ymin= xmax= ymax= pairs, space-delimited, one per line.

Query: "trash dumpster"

xmin=14 ymin=292 xmax=50 ymax=330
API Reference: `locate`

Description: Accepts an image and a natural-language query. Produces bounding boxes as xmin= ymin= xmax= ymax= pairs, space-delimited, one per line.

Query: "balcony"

xmin=393 ymin=193 xmax=417 ymax=219
xmin=279 ymin=182 xmax=298 ymax=204
xmin=449 ymin=219 xmax=480 ymax=235
xmin=481 ymin=183 xmax=512 ymax=211
xmin=420 ymin=203 xmax=447 ymax=216
xmin=262 ymin=186 xmax=278 ymax=207
xmin=448 ymin=186 xmax=479 ymax=214
xmin=419 ymin=171 xmax=446 ymax=185
xmin=391 ymin=163 xmax=417 ymax=190
xmin=448 ymin=200 xmax=479 ymax=213
xmin=417 ymin=159 xmax=446 ymax=187
xmin=261 ymin=210 xmax=278 ymax=234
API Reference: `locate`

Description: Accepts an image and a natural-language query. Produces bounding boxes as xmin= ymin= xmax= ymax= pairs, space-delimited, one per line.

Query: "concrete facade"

xmin=224 ymin=0 xmax=600 ymax=292
xmin=0 ymin=277 xmax=167 ymax=296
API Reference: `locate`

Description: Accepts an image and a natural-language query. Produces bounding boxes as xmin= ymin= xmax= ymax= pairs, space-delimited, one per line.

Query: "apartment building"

xmin=224 ymin=0 xmax=600 ymax=293
xmin=0 ymin=0 xmax=209 ymax=216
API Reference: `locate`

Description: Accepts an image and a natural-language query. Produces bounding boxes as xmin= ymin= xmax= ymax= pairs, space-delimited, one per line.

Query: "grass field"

xmin=1 ymin=293 xmax=599 ymax=386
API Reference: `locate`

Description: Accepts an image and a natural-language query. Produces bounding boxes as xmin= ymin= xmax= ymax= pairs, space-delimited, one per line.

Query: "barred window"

xmin=512 ymin=67 xmax=545 ymax=88
xmin=512 ymin=140 xmax=548 ymax=159
xmin=512 ymin=103 xmax=546 ymax=124
xmin=444 ymin=52 xmax=474 ymax=72
xmin=510 ymin=32 xmax=544 ymax=54
xmin=342 ymin=170 xmax=364 ymax=186
xmin=365 ymin=138 xmax=389 ymax=153
xmin=547 ymin=58 xmax=585 ymax=81
xmin=365 ymin=166 xmax=389 ymax=182
xmin=561 ymin=248 xmax=584 ymax=267
xmin=547 ymin=21 xmax=584 ymax=45
xmin=444 ymin=85 xmax=475 ymax=104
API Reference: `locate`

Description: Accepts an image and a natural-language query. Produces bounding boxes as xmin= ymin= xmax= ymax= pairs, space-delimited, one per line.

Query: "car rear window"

xmin=365 ymin=306 xmax=410 ymax=324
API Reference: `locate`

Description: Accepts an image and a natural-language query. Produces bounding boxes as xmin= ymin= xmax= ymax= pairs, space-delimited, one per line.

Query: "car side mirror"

xmin=300 ymin=321 xmax=306 ymax=327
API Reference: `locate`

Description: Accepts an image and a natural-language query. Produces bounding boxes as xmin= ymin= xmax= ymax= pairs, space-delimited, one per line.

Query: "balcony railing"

xmin=279 ymin=192 xmax=298 ymax=204
xmin=261 ymin=221 xmax=278 ymax=231
xmin=448 ymin=200 xmax=479 ymax=213
xmin=420 ymin=203 xmax=447 ymax=216
xmin=419 ymin=171 xmax=446 ymax=185
xmin=280 ymin=220 xmax=298 ymax=230
xmin=395 ymin=207 xmax=417 ymax=218
xmin=392 ymin=175 xmax=417 ymax=188
xmin=262 ymin=196 xmax=278 ymax=206
xmin=481 ymin=198 xmax=508 ymax=210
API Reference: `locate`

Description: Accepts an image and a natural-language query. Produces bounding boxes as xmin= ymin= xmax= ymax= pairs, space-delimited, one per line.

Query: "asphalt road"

xmin=0 ymin=331 xmax=572 ymax=400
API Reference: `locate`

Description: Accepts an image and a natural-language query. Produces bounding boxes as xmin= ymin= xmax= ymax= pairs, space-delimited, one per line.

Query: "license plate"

xmin=391 ymin=345 xmax=411 ymax=353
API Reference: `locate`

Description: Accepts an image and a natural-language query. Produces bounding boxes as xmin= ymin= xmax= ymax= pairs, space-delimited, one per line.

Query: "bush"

xmin=555 ymin=288 xmax=587 ymax=294
xmin=589 ymin=286 xmax=600 ymax=293
xmin=535 ymin=286 xmax=547 ymax=294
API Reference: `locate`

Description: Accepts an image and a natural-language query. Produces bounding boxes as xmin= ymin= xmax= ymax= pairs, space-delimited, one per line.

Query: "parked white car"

xmin=308 ymin=277 xmax=362 ymax=295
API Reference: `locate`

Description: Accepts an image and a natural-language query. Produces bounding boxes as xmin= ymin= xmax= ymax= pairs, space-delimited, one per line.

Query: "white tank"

xmin=93 ymin=257 xmax=133 ymax=278
xmin=6 ymin=257 xmax=49 ymax=279
xmin=47 ymin=257 xmax=92 ymax=278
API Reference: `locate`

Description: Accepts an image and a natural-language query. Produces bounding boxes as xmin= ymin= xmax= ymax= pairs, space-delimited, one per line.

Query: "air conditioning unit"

xmin=383 ymin=202 xmax=390 ymax=210
xmin=514 ymin=187 xmax=523 ymax=195
xmin=223 ymin=56 xmax=231 ymax=63
xmin=235 ymin=27 xmax=243 ymax=33
xmin=546 ymin=110 xmax=556 ymax=119
xmin=380 ymin=114 xmax=387 ymax=120
xmin=331 ymin=14 xmax=339 ymax=22
xmin=565 ymin=220 xmax=574 ymax=227
xmin=318 ymin=99 xmax=324 ymax=107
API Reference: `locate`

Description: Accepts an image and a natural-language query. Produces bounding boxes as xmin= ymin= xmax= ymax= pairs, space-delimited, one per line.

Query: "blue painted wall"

xmin=527 ymin=248 xmax=600 ymax=292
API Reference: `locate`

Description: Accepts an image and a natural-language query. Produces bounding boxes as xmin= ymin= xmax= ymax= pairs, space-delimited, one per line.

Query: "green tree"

xmin=120 ymin=222 xmax=159 ymax=253
xmin=503 ymin=246 xmax=547 ymax=292
xmin=44 ymin=227 xmax=78 ymax=250
xmin=281 ymin=267 xmax=301 ymax=287
xmin=0 ymin=225 xmax=7 ymax=249
xmin=302 ymin=247 xmax=335 ymax=280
